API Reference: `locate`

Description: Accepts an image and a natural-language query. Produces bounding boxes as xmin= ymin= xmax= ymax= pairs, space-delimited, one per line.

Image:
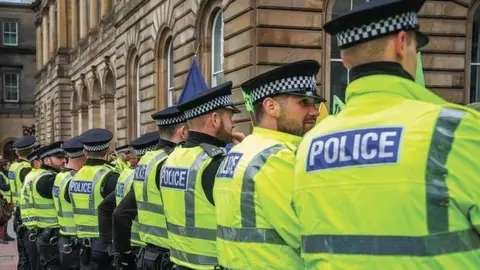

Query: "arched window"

xmin=167 ymin=39 xmax=174 ymax=106
xmin=211 ymin=10 xmax=224 ymax=87
xmin=127 ymin=50 xmax=139 ymax=141
xmin=136 ymin=58 xmax=141 ymax=137
xmin=328 ymin=0 xmax=370 ymax=106
xmin=470 ymin=5 xmax=480 ymax=102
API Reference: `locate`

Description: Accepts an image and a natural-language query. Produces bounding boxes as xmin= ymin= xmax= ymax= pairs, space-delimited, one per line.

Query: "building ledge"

xmin=114 ymin=0 xmax=148 ymax=28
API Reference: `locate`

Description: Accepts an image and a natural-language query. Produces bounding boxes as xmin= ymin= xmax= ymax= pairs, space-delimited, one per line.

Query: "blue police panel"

xmin=8 ymin=171 xmax=15 ymax=179
xmin=160 ymin=167 xmax=189 ymax=190
xmin=216 ymin=153 xmax=243 ymax=179
xmin=69 ymin=181 xmax=94 ymax=194
xmin=306 ymin=126 xmax=404 ymax=172
xmin=134 ymin=165 xmax=148 ymax=182
xmin=52 ymin=185 xmax=60 ymax=198
xmin=116 ymin=183 xmax=125 ymax=197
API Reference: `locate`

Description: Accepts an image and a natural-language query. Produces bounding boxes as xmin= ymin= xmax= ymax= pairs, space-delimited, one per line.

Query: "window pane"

xmin=330 ymin=61 xmax=348 ymax=108
xmin=331 ymin=0 xmax=351 ymax=19
xmin=352 ymin=0 xmax=371 ymax=9
xmin=12 ymin=22 xmax=17 ymax=32
xmin=471 ymin=65 xmax=480 ymax=102
xmin=331 ymin=35 xmax=341 ymax=59
xmin=168 ymin=42 xmax=174 ymax=88
xmin=213 ymin=12 xmax=223 ymax=73
xmin=473 ymin=21 xmax=480 ymax=63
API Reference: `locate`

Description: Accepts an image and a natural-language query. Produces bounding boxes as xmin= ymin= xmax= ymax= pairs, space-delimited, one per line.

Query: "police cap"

xmin=178 ymin=81 xmax=240 ymax=120
xmin=241 ymin=60 xmax=325 ymax=104
xmin=151 ymin=105 xmax=186 ymax=127
xmin=130 ymin=131 xmax=160 ymax=156
xmin=27 ymin=147 xmax=42 ymax=162
xmin=12 ymin=136 xmax=36 ymax=150
xmin=115 ymin=145 xmax=130 ymax=154
xmin=38 ymin=141 xmax=65 ymax=159
xmin=79 ymin=128 xmax=113 ymax=152
xmin=323 ymin=0 xmax=429 ymax=49
xmin=62 ymin=136 xmax=84 ymax=158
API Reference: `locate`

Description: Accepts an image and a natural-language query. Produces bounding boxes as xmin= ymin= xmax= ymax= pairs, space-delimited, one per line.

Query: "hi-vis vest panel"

xmin=115 ymin=167 xmax=145 ymax=247
xmin=20 ymin=168 xmax=42 ymax=229
xmin=8 ymin=160 xmax=31 ymax=204
xmin=32 ymin=169 xmax=58 ymax=228
xmin=53 ymin=171 xmax=76 ymax=236
xmin=70 ymin=164 xmax=112 ymax=238
xmin=0 ymin=171 xmax=12 ymax=203
xmin=214 ymin=132 xmax=303 ymax=269
xmin=133 ymin=149 xmax=169 ymax=248
xmin=160 ymin=145 xmax=219 ymax=270
xmin=294 ymin=74 xmax=480 ymax=269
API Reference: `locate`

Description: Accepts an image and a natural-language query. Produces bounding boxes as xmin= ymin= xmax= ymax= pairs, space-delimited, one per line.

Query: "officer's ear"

xmin=210 ymin=111 xmax=222 ymax=129
xmin=263 ymin=97 xmax=280 ymax=118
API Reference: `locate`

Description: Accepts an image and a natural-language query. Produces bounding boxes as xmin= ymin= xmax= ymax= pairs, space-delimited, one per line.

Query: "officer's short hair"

xmin=86 ymin=149 xmax=109 ymax=158
xmin=159 ymin=123 xmax=184 ymax=139
xmin=15 ymin=148 xmax=33 ymax=157
xmin=466 ymin=102 xmax=480 ymax=112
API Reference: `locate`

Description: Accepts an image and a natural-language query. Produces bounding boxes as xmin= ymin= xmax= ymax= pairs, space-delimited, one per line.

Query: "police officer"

xmin=0 ymin=158 xmax=13 ymax=244
xmin=104 ymin=131 xmax=160 ymax=269
xmin=10 ymin=136 xmax=36 ymax=270
xmin=69 ymin=128 xmax=119 ymax=270
xmin=31 ymin=141 xmax=67 ymax=269
xmin=160 ymin=81 xmax=242 ymax=270
xmin=110 ymin=106 xmax=187 ymax=270
xmin=53 ymin=137 xmax=86 ymax=270
xmin=213 ymin=60 xmax=323 ymax=269
xmin=294 ymin=0 xmax=480 ymax=269
xmin=21 ymin=147 xmax=46 ymax=270
xmin=114 ymin=145 xmax=131 ymax=173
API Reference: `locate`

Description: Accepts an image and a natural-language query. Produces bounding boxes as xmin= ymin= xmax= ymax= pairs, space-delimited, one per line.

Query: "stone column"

xmin=71 ymin=110 xmax=79 ymax=136
xmin=78 ymin=106 xmax=89 ymax=134
xmin=71 ymin=0 xmax=79 ymax=47
xmin=56 ymin=0 xmax=67 ymax=48
xmin=100 ymin=95 xmax=115 ymax=132
xmin=79 ymin=0 xmax=87 ymax=40
xmin=49 ymin=2 xmax=57 ymax=57
xmin=42 ymin=11 xmax=49 ymax=65
xmin=100 ymin=0 xmax=111 ymax=20
xmin=88 ymin=101 xmax=101 ymax=129
xmin=89 ymin=0 xmax=99 ymax=31
xmin=35 ymin=18 xmax=42 ymax=71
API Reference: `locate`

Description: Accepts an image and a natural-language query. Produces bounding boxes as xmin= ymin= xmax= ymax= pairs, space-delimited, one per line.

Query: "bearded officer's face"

xmin=213 ymin=109 xmax=235 ymax=143
xmin=45 ymin=155 xmax=66 ymax=170
xmin=276 ymin=95 xmax=319 ymax=136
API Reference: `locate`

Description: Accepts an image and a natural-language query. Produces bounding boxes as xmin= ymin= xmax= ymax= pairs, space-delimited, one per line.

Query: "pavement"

xmin=0 ymin=219 xmax=18 ymax=270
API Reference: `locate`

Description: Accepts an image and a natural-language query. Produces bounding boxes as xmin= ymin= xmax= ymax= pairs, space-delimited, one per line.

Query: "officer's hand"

xmin=231 ymin=132 xmax=246 ymax=145
xmin=113 ymin=252 xmax=136 ymax=270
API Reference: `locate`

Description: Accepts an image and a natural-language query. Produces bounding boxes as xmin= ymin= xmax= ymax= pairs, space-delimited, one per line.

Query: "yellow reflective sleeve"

xmin=445 ymin=110 xmax=480 ymax=233
xmin=255 ymin=148 xmax=302 ymax=249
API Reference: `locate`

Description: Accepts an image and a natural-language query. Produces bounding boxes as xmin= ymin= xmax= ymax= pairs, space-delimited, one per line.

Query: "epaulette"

xmin=200 ymin=143 xmax=226 ymax=158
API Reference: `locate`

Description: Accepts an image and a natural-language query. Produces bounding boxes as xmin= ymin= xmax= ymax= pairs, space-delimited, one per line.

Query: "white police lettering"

xmin=160 ymin=167 xmax=189 ymax=190
xmin=134 ymin=165 xmax=147 ymax=182
xmin=216 ymin=153 xmax=243 ymax=179
xmin=306 ymin=127 xmax=403 ymax=172
xmin=52 ymin=186 xmax=60 ymax=198
xmin=69 ymin=180 xmax=94 ymax=194
xmin=116 ymin=183 xmax=125 ymax=197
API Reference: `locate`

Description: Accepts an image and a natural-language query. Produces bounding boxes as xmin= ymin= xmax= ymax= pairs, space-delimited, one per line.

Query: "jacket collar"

xmin=157 ymin=139 xmax=177 ymax=153
xmin=85 ymin=158 xmax=111 ymax=166
xmin=346 ymin=61 xmax=447 ymax=105
xmin=41 ymin=164 xmax=61 ymax=173
xmin=253 ymin=127 xmax=302 ymax=147
xmin=184 ymin=131 xmax=226 ymax=148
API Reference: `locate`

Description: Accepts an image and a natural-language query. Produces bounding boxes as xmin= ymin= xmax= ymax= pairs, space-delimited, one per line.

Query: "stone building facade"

xmin=34 ymin=0 xmax=480 ymax=146
xmin=0 ymin=1 xmax=36 ymax=160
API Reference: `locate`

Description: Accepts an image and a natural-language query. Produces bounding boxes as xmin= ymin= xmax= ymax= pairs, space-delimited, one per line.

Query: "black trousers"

xmin=23 ymin=229 xmax=41 ymax=270
xmin=58 ymin=235 xmax=80 ymax=270
xmin=14 ymin=216 xmax=31 ymax=270
xmin=79 ymin=238 xmax=115 ymax=270
xmin=139 ymin=244 xmax=172 ymax=270
xmin=35 ymin=230 xmax=61 ymax=270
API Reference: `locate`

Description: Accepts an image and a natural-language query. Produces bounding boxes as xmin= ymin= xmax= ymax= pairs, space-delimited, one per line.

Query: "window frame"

xmin=135 ymin=58 xmax=141 ymax=137
xmin=467 ymin=1 xmax=480 ymax=103
xmin=3 ymin=72 xmax=20 ymax=103
xmin=211 ymin=10 xmax=224 ymax=87
xmin=167 ymin=39 xmax=174 ymax=107
xmin=2 ymin=20 xmax=18 ymax=46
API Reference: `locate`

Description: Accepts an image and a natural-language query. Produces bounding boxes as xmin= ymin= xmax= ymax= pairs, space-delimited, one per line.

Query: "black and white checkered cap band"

xmin=15 ymin=144 xmax=35 ymax=151
xmin=184 ymin=94 xmax=234 ymax=119
xmin=337 ymin=11 xmax=418 ymax=48
xmin=66 ymin=150 xmax=84 ymax=158
xmin=84 ymin=142 xmax=110 ymax=152
xmin=116 ymin=148 xmax=130 ymax=154
xmin=28 ymin=155 xmax=38 ymax=162
xmin=133 ymin=145 xmax=157 ymax=156
xmin=250 ymin=75 xmax=317 ymax=103
xmin=155 ymin=115 xmax=186 ymax=126
xmin=40 ymin=148 xmax=65 ymax=159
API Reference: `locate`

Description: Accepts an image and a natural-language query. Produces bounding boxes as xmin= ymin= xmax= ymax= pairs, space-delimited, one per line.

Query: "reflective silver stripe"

xmin=217 ymin=225 xmax=287 ymax=245
xmin=141 ymin=151 xmax=168 ymax=206
xmin=138 ymin=224 xmax=168 ymax=238
xmin=131 ymin=232 xmax=141 ymax=242
xmin=11 ymin=192 xmax=19 ymax=197
xmin=60 ymin=226 xmax=76 ymax=233
xmin=76 ymin=225 xmax=99 ymax=232
xmin=57 ymin=211 xmax=74 ymax=218
xmin=167 ymin=222 xmax=216 ymax=241
xmin=72 ymin=168 xmax=109 ymax=216
xmin=30 ymin=171 xmax=52 ymax=209
xmin=37 ymin=217 xmax=58 ymax=223
xmin=170 ymin=247 xmax=218 ymax=266
xmin=35 ymin=203 xmax=55 ymax=209
xmin=302 ymin=229 xmax=480 ymax=255
xmin=185 ymin=152 xmax=210 ymax=227
xmin=123 ymin=171 xmax=135 ymax=195
xmin=137 ymin=201 xmax=163 ymax=214
xmin=426 ymin=108 xmax=465 ymax=233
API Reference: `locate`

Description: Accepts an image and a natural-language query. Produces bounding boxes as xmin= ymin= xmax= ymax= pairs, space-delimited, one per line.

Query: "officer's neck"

xmin=185 ymin=131 xmax=226 ymax=148
xmin=65 ymin=158 xmax=85 ymax=171
xmin=349 ymin=61 xmax=414 ymax=83
xmin=17 ymin=157 xmax=29 ymax=162
xmin=41 ymin=164 xmax=61 ymax=173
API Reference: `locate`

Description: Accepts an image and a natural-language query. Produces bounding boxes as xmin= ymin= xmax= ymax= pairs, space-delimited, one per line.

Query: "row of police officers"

xmin=9 ymin=0 xmax=480 ymax=269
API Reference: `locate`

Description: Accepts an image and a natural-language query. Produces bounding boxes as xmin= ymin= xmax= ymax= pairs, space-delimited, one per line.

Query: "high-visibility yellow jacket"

xmin=53 ymin=170 xmax=76 ymax=236
xmin=0 ymin=171 xmax=12 ymax=203
xmin=8 ymin=160 xmax=31 ymax=205
xmin=214 ymin=127 xmax=303 ymax=269
xmin=20 ymin=168 xmax=42 ymax=229
xmin=294 ymin=69 xmax=480 ymax=269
